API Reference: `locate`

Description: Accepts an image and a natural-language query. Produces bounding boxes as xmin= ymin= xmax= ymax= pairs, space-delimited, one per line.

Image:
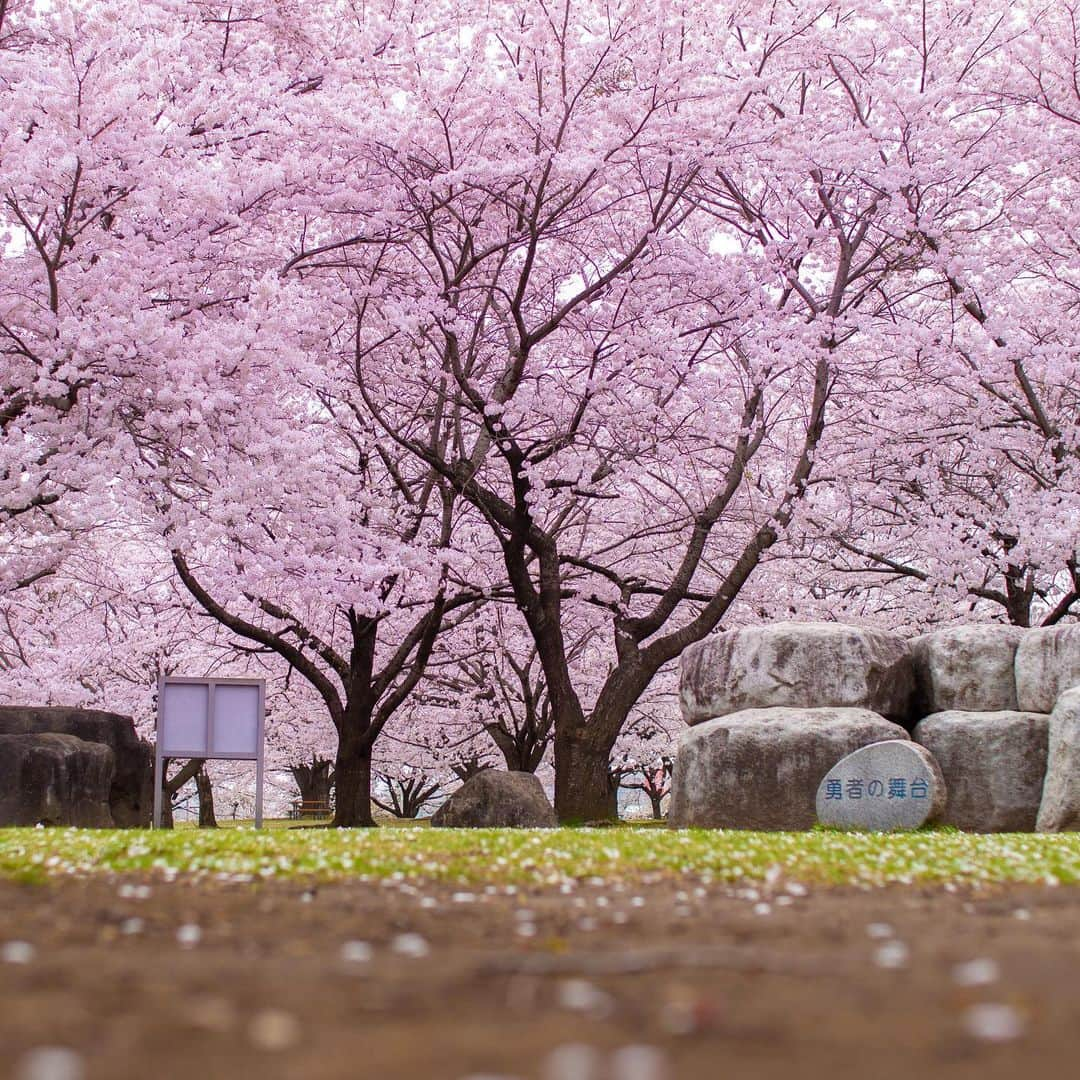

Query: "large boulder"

xmin=1037 ymin=688 xmax=1080 ymax=832
xmin=430 ymin=770 xmax=557 ymax=828
xmin=0 ymin=707 xmax=152 ymax=826
xmin=1014 ymin=625 xmax=1080 ymax=714
xmin=0 ymin=733 xmax=115 ymax=827
xmin=913 ymin=711 xmax=1049 ymax=831
xmin=679 ymin=622 xmax=914 ymax=726
xmin=911 ymin=625 xmax=1024 ymax=714
xmin=668 ymin=707 xmax=910 ymax=830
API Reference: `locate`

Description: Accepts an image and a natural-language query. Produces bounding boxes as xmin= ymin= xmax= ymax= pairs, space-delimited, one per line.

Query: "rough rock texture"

xmin=679 ymin=622 xmax=915 ymax=726
xmin=1037 ymin=688 xmax=1080 ymax=832
xmin=1014 ymin=625 xmax=1080 ymax=714
xmin=913 ymin=711 xmax=1049 ymax=832
xmin=430 ymin=770 xmax=557 ymax=828
xmin=0 ymin=707 xmax=152 ymax=826
xmin=667 ymin=707 xmax=909 ymax=830
xmin=0 ymin=733 xmax=115 ymax=826
xmin=911 ymin=625 xmax=1024 ymax=714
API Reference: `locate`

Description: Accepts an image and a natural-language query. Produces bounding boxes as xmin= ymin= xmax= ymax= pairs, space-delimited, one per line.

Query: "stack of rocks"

xmin=669 ymin=622 xmax=916 ymax=829
xmin=0 ymin=707 xmax=153 ymax=828
xmin=909 ymin=624 xmax=1080 ymax=832
xmin=668 ymin=620 xmax=1080 ymax=832
xmin=909 ymin=626 xmax=1047 ymax=831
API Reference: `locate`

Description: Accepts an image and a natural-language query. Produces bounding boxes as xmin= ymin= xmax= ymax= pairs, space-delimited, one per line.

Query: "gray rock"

xmin=430 ymin=770 xmax=557 ymax=828
xmin=816 ymin=740 xmax=945 ymax=830
xmin=911 ymin=625 xmax=1024 ymax=714
xmin=0 ymin=733 xmax=115 ymax=827
xmin=680 ymin=622 xmax=915 ymax=726
xmin=667 ymin=707 xmax=909 ymax=830
xmin=0 ymin=707 xmax=152 ymax=826
xmin=1014 ymin=625 xmax=1080 ymax=714
xmin=1037 ymin=688 xmax=1080 ymax=832
xmin=913 ymin=711 xmax=1049 ymax=831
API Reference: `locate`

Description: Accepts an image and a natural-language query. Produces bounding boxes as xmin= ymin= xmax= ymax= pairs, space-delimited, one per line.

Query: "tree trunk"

xmin=158 ymin=757 xmax=205 ymax=830
xmin=486 ymin=721 xmax=550 ymax=773
xmin=648 ymin=790 xmax=665 ymax=820
xmin=195 ymin=765 xmax=218 ymax=828
xmin=333 ymin=734 xmax=374 ymax=827
xmin=291 ymin=756 xmax=334 ymax=812
xmin=1004 ymin=564 xmax=1034 ymax=627
xmin=553 ymin=729 xmax=618 ymax=823
xmin=400 ymin=776 xmax=440 ymax=818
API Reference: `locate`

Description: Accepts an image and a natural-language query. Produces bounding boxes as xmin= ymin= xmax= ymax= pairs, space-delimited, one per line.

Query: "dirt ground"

xmin=2 ymin=874 xmax=1079 ymax=1080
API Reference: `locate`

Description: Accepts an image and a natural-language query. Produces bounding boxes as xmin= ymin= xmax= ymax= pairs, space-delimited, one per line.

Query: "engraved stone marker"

xmin=816 ymin=740 xmax=946 ymax=830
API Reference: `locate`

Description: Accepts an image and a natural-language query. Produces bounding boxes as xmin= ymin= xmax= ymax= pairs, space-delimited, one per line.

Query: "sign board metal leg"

xmin=152 ymin=674 xmax=164 ymax=830
xmin=255 ymin=757 xmax=264 ymax=829
xmin=152 ymin=752 xmax=163 ymax=830
xmin=253 ymin=678 xmax=266 ymax=829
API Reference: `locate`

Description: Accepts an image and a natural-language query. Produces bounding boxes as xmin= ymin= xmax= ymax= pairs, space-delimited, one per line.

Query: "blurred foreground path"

xmin=1 ymin=876 xmax=1078 ymax=1079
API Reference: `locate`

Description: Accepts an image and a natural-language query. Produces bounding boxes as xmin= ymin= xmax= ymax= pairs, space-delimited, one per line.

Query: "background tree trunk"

xmin=486 ymin=722 xmax=549 ymax=773
xmin=291 ymin=756 xmax=334 ymax=813
xmin=451 ymin=756 xmax=489 ymax=783
xmin=195 ymin=764 xmax=218 ymax=828
xmin=373 ymin=774 xmax=442 ymax=818
xmin=157 ymin=758 xmax=205 ymax=830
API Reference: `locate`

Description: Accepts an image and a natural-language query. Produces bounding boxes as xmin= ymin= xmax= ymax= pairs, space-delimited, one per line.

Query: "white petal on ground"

xmin=390 ymin=933 xmax=430 ymax=959
xmin=248 ymin=1009 xmax=302 ymax=1052
xmin=14 ymin=1048 xmax=85 ymax=1080
xmin=1 ymin=941 xmax=36 ymax=965
xmin=873 ymin=941 xmax=910 ymax=969
xmin=340 ymin=940 xmax=374 ymax=964
xmin=952 ymin=958 xmax=1001 ymax=987
xmin=542 ymin=1043 xmax=601 ymax=1080
xmin=610 ymin=1045 xmax=669 ymax=1080
xmin=556 ymin=979 xmax=613 ymax=1017
xmin=964 ymin=1003 xmax=1026 ymax=1042
xmin=175 ymin=924 xmax=202 ymax=948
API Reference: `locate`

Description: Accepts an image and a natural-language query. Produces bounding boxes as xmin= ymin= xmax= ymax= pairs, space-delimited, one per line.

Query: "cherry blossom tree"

xmin=0 ymin=0 xmax=268 ymax=594
xmin=428 ymin=609 xmax=558 ymax=774
xmin=610 ymin=669 xmax=679 ymax=819
xmin=785 ymin=2 xmax=1080 ymax=631
xmin=153 ymin=341 xmax=496 ymax=827
xmin=12 ymin=1 xmax=503 ymax=827
xmin=372 ymin=748 xmax=448 ymax=820
xmin=0 ymin=1 xmax=138 ymax=591
xmin=8 ymin=0 xmax=1080 ymax=833
xmin=320 ymin=0 xmax=1054 ymax=819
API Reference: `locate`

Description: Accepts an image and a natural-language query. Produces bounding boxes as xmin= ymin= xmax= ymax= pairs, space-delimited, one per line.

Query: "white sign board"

xmin=160 ymin=682 xmax=210 ymax=756
xmin=153 ymin=677 xmax=266 ymax=828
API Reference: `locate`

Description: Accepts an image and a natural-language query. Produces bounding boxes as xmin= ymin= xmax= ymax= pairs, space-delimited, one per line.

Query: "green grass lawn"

xmin=2 ymin=825 xmax=1080 ymax=887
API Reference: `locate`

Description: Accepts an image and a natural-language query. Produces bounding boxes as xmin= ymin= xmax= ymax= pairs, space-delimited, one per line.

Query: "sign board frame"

xmin=153 ymin=676 xmax=266 ymax=829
